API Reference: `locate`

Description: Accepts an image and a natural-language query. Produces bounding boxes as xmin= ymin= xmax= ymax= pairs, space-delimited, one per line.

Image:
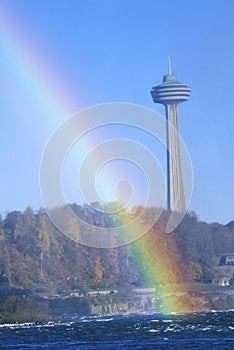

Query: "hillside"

xmin=0 ymin=204 xmax=233 ymax=293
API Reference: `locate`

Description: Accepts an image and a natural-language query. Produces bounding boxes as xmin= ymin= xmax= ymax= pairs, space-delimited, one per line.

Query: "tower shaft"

xmin=166 ymin=104 xmax=186 ymax=212
xmin=150 ymin=59 xmax=191 ymax=212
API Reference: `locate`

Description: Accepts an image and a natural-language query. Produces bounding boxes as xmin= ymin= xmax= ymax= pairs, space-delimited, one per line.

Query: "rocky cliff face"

xmin=36 ymin=289 xmax=234 ymax=319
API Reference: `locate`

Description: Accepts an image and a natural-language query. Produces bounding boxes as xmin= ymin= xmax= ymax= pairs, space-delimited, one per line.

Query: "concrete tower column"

xmin=150 ymin=58 xmax=191 ymax=212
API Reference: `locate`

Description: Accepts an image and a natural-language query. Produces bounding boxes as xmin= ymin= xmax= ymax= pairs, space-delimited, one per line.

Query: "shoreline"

xmin=2 ymin=286 xmax=234 ymax=323
xmin=1 ymin=307 xmax=234 ymax=327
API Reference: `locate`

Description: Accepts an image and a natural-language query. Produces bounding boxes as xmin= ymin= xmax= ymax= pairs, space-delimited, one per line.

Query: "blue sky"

xmin=0 ymin=0 xmax=233 ymax=224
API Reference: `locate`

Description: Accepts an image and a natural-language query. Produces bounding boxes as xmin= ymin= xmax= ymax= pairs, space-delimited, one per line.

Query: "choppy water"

xmin=0 ymin=311 xmax=234 ymax=349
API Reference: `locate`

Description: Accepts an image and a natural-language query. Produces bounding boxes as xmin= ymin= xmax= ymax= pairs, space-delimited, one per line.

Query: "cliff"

xmin=36 ymin=288 xmax=234 ymax=319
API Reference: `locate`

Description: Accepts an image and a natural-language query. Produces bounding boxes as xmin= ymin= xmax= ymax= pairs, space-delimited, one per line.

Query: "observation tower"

xmin=150 ymin=58 xmax=191 ymax=212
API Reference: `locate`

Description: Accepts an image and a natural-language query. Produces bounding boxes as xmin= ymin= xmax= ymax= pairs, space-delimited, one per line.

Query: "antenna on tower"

xmin=168 ymin=56 xmax=172 ymax=75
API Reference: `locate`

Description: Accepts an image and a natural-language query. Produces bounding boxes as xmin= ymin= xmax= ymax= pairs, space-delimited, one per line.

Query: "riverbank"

xmin=36 ymin=286 xmax=234 ymax=319
xmin=0 ymin=296 xmax=50 ymax=323
xmin=1 ymin=286 xmax=234 ymax=323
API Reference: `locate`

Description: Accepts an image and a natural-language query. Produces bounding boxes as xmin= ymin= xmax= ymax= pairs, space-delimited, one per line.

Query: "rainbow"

xmin=0 ymin=5 xmax=77 ymax=131
xmin=0 ymin=5 xmax=194 ymax=314
xmin=130 ymin=228 xmax=194 ymax=313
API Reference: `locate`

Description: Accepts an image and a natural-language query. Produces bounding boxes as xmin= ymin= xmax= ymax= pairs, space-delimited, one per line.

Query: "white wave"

xmin=164 ymin=327 xmax=175 ymax=332
xmin=201 ymin=327 xmax=212 ymax=331
xmin=0 ymin=322 xmax=35 ymax=329
xmin=96 ymin=318 xmax=113 ymax=322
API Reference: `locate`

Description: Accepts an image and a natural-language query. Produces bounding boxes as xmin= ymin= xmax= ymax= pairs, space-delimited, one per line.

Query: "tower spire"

xmin=168 ymin=56 xmax=172 ymax=75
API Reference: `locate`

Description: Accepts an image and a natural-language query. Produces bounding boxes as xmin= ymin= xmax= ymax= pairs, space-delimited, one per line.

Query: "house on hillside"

xmin=213 ymin=253 xmax=234 ymax=286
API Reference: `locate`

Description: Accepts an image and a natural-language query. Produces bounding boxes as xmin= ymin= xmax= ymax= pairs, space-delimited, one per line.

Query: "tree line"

xmin=0 ymin=203 xmax=233 ymax=293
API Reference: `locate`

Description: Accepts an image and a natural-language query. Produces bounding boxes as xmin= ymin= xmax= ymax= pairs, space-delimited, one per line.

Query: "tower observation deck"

xmin=150 ymin=58 xmax=191 ymax=212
